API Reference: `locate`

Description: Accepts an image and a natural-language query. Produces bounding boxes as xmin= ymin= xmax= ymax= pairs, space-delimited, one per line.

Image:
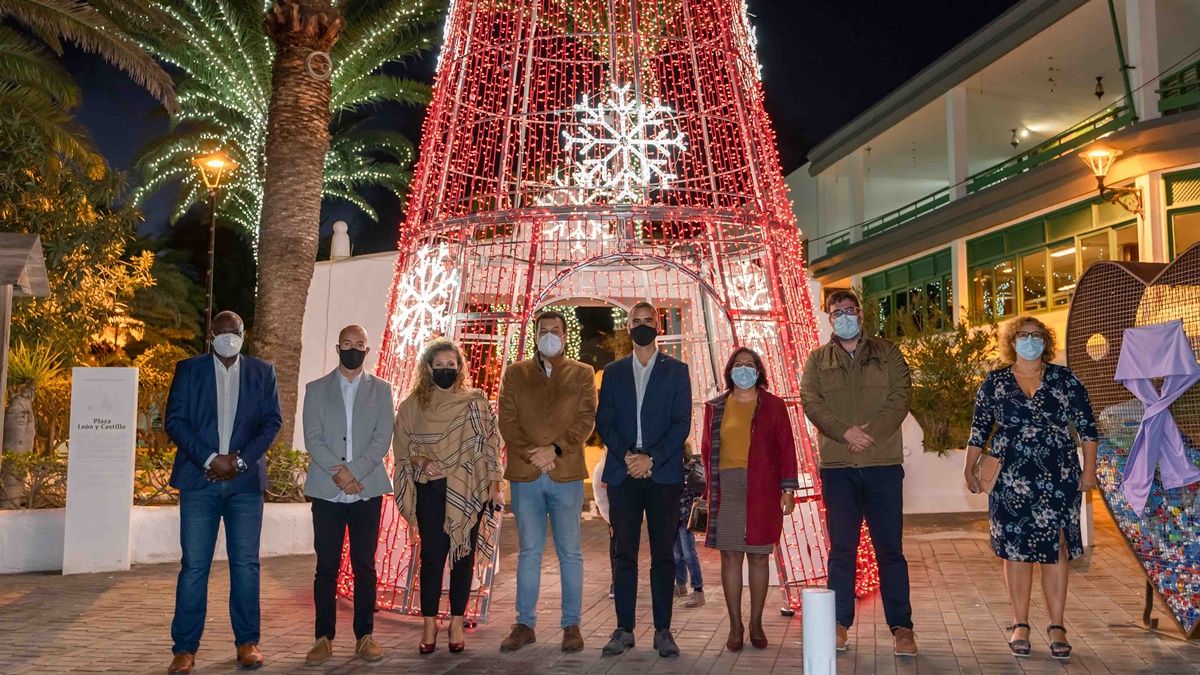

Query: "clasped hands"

xmin=842 ymin=423 xmax=874 ymax=454
xmin=625 ymin=451 xmax=653 ymax=479
xmin=205 ymin=452 xmax=241 ymax=481
xmin=331 ymin=464 xmax=365 ymax=495
xmin=528 ymin=445 xmax=557 ymax=474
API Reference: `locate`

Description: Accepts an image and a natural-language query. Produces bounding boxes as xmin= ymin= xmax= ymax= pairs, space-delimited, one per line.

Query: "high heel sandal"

xmin=1047 ymin=624 xmax=1071 ymax=660
xmin=1005 ymin=623 xmax=1031 ymax=658
xmin=419 ymin=624 xmax=437 ymax=655
xmin=749 ymin=625 xmax=768 ymax=650
xmin=726 ymin=624 xmax=744 ymax=652
xmin=448 ymin=620 xmax=465 ymax=653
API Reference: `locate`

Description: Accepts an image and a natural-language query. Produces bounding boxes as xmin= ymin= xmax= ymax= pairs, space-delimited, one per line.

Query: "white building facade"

xmin=789 ymin=0 xmax=1200 ymax=352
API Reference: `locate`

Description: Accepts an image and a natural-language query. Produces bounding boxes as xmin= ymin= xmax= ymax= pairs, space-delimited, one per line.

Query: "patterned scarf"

xmin=393 ymin=386 xmax=502 ymax=562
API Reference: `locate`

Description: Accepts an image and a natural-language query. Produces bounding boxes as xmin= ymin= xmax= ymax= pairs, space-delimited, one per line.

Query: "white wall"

xmin=295 ymin=251 xmax=400 ymax=450
xmin=0 ymin=503 xmax=312 ymax=574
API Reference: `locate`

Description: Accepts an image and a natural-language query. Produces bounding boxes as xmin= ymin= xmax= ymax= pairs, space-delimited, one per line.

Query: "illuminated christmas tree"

xmin=348 ymin=0 xmax=879 ymax=619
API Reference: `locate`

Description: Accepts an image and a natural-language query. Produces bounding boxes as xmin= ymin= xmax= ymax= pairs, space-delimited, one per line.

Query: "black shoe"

xmin=1006 ymin=623 xmax=1031 ymax=658
xmin=653 ymin=629 xmax=679 ymax=658
xmin=601 ymin=628 xmax=635 ymax=656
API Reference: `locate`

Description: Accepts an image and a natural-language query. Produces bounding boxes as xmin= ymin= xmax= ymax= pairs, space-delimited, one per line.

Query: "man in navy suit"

xmin=164 ymin=311 xmax=282 ymax=674
xmin=596 ymin=302 xmax=692 ymax=658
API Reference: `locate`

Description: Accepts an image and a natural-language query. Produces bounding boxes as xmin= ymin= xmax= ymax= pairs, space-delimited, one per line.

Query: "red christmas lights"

xmin=343 ymin=0 xmax=879 ymax=619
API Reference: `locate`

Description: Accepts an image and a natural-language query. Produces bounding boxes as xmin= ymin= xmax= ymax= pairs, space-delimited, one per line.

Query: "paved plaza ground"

xmin=2 ymin=507 xmax=1199 ymax=674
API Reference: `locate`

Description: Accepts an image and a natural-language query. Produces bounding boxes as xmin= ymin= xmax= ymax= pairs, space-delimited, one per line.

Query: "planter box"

xmin=0 ymin=501 xmax=313 ymax=575
xmin=900 ymin=415 xmax=989 ymax=514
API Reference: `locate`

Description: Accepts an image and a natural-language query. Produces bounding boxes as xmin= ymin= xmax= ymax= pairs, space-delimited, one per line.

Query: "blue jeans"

xmin=820 ymin=465 xmax=912 ymax=631
xmin=171 ymin=482 xmax=263 ymax=654
xmin=510 ymin=475 xmax=584 ymax=628
xmin=673 ymin=524 xmax=703 ymax=590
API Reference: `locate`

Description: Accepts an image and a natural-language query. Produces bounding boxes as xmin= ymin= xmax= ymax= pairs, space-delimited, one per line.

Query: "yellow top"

xmin=719 ymin=395 xmax=757 ymax=469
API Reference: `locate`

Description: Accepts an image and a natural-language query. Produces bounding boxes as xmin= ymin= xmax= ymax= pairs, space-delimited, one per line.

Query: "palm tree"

xmin=0 ymin=0 xmax=176 ymax=164
xmin=130 ymin=0 xmax=438 ymax=235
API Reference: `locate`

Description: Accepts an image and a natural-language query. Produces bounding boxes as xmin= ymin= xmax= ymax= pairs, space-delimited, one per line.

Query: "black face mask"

xmin=630 ymin=324 xmax=658 ymax=347
xmin=431 ymin=368 xmax=458 ymax=389
xmin=338 ymin=347 xmax=367 ymax=370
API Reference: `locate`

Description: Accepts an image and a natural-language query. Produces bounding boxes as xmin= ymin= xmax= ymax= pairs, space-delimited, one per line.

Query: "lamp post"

xmin=191 ymin=151 xmax=238 ymax=350
xmin=1079 ymin=143 xmax=1143 ymax=216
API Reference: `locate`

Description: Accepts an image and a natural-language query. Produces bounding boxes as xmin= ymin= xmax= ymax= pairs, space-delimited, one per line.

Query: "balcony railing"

xmin=817 ymin=103 xmax=1136 ymax=258
xmin=1159 ymin=57 xmax=1200 ymax=116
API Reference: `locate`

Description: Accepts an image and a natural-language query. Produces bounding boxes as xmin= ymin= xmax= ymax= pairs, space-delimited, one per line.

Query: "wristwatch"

xmin=234 ymin=456 xmax=249 ymax=473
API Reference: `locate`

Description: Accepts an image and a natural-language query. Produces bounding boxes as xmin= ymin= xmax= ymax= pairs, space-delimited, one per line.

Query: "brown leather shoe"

xmin=305 ymin=637 xmax=332 ymax=666
xmin=892 ymin=627 xmax=917 ymax=656
xmin=356 ymin=635 xmax=384 ymax=662
xmin=168 ymin=652 xmax=195 ymax=674
xmin=236 ymin=643 xmax=264 ymax=669
xmin=835 ymin=624 xmax=849 ymax=652
xmin=500 ymin=623 xmax=536 ymax=652
xmin=561 ymin=625 xmax=584 ymax=653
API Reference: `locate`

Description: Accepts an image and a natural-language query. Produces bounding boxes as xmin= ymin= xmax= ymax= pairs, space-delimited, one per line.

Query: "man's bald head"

xmin=211 ymin=311 xmax=244 ymax=336
xmin=338 ymin=325 xmax=368 ymax=350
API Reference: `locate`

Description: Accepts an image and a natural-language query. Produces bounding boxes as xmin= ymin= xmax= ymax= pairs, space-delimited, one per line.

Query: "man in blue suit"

xmin=596 ymin=301 xmax=692 ymax=658
xmin=164 ymin=311 xmax=282 ymax=674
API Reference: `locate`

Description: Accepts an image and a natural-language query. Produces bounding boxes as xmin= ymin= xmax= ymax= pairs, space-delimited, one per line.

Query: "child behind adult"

xmin=590 ymin=450 xmax=615 ymax=599
xmin=674 ymin=442 xmax=705 ymax=607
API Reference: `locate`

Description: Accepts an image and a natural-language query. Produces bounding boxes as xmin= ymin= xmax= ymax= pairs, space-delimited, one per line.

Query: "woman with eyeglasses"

xmin=700 ymin=347 xmax=798 ymax=652
xmin=963 ymin=316 xmax=1098 ymax=661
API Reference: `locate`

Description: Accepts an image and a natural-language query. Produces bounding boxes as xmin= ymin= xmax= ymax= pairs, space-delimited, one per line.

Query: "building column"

xmin=946 ymin=86 xmax=969 ymax=200
xmin=847 ymin=149 xmax=866 ymax=241
xmin=950 ymin=238 xmax=969 ymax=325
xmin=1136 ymin=171 xmax=1168 ymax=262
xmin=1126 ymin=0 xmax=1160 ymax=122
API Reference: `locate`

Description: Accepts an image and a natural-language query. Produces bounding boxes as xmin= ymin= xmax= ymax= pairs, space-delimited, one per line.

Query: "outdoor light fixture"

xmin=1094 ymin=75 xmax=1105 ymax=100
xmin=1010 ymin=129 xmax=1020 ymax=149
xmin=191 ymin=149 xmax=238 ymax=347
xmin=1079 ymin=143 xmax=1143 ymax=215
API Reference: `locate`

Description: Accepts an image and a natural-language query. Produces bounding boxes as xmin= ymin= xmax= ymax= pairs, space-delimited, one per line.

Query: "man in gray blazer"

xmin=301 ymin=324 xmax=394 ymax=666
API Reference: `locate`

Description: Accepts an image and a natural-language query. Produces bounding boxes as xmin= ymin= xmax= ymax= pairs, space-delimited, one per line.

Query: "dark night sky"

xmin=68 ymin=0 xmax=1018 ymax=251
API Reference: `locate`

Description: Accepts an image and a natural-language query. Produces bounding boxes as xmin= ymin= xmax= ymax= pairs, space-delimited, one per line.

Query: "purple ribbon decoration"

xmin=1114 ymin=319 xmax=1200 ymax=514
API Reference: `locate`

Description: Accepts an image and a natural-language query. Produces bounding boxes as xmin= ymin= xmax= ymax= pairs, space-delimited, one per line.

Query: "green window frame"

xmin=863 ymin=249 xmax=952 ymax=337
xmin=1169 ymin=205 xmax=1200 ymax=258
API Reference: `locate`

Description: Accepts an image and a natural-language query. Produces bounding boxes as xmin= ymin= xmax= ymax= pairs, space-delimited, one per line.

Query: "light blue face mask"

xmin=731 ymin=364 xmax=759 ymax=389
xmin=1015 ymin=336 xmax=1045 ymax=361
xmin=833 ymin=313 xmax=860 ymax=340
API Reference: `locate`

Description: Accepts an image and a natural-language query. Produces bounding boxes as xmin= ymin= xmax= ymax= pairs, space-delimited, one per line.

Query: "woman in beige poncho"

xmin=393 ymin=338 xmax=503 ymax=654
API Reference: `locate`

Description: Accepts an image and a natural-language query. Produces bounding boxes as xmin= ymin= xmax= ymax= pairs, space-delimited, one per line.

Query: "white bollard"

xmin=802 ymin=588 xmax=837 ymax=675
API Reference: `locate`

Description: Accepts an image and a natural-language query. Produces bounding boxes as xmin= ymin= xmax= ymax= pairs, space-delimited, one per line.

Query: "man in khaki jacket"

xmin=497 ymin=310 xmax=597 ymax=653
xmin=800 ymin=289 xmax=916 ymax=657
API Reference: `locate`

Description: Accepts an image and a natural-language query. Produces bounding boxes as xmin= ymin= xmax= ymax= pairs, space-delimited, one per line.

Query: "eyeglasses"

xmin=1016 ymin=331 xmax=1046 ymax=340
xmin=830 ymin=308 xmax=860 ymax=319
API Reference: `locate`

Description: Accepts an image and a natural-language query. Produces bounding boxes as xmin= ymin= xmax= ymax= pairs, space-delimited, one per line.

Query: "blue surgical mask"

xmin=731 ymin=365 xmax=759 ymax=389
xmin=1015 ymin=336 xmax=1045 ymax=361
xmin=833 ymin=314 xmax=860 ymax=341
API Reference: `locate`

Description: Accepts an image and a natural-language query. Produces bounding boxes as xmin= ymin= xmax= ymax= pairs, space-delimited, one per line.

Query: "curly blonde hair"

xmin=409 ymin=337 xmax=470 ymax=409
xmin=999 ymin=316 xmax=1056 ymax=364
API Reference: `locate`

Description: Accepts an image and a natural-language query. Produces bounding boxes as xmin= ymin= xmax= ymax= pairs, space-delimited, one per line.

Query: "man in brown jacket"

xmin=497 ymin=310 xmax=597 ymax=653
xmin=800 ymin=289 xmax=917 ymax=657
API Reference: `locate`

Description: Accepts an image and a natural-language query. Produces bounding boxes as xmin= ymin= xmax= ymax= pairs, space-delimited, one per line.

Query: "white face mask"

xmin=537 ymin=332 xmax=563 ymax=358
xmin=212 ymin=333 xmax=244 ymax=358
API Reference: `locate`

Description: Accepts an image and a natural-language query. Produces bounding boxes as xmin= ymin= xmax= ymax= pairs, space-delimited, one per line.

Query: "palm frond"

xmin=0 ymin=25 xmax=79 ymax=106
xmin=0 ymin=84 xmax=100 ymax=169
xmin=0 ymin=0 xmax=177 ymax=110
xmin=331 ymin=74 xmax=431 ymax=112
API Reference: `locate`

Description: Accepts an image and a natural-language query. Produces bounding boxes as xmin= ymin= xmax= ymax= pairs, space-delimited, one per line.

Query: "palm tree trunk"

xmin=1 ymin=385 xmax=36 ymax=508
xmin=256 ymin=1 xmax=343 ymax=449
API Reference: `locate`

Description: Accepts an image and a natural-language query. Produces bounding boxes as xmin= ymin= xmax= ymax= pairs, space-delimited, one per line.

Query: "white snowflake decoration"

xmin=537 ymin=170 xmax=615 ymax=253
xmin=561 ymin=82 xmax=688 ymax=204
xmin=390 ymin=243 xmax=460 ymax=350
xmin=738 ymin=1 xmax=763 ymax=82
xmin=727 ymin=259 xmax=775 ymax=348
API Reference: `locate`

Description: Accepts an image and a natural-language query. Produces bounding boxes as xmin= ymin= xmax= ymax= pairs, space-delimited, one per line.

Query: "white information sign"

xmin=62 ymin=367 xmax=139 ymax=574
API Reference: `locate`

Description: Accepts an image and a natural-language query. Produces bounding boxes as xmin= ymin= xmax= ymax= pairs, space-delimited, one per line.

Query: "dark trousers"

xmin=312 ymin=496 xmax=382 ymax=640
xmin=415 ymin=479 xmax=483 ymax=617
xmin=609 ymin=477 xmax=683 ymax=631
xmin=171 ymin=482 xmax=263 ymax=654
xmin=821 ymin=465 xmax=913 ymax=631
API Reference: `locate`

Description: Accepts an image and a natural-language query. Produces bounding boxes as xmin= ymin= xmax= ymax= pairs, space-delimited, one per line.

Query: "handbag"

xmin=686 ymin=497 xmax=708 ymax=534
xmin=973 ymin=451 xmax=1002 ymax=494
xmin=684 ymin=458 xmax=706 ymax=494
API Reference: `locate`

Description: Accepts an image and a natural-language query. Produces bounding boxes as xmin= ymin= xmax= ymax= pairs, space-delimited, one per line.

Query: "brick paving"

xmin=1 ymin=507 xmax=1199 ymax=674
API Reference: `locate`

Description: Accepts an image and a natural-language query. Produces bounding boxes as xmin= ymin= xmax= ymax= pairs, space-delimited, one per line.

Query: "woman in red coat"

xmin=701 ymin=347 xmax=798 ymax=652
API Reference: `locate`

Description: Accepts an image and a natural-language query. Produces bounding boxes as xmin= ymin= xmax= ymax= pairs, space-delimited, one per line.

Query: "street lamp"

xmin=191 ymin=150 xmax=238 ymax=349
xmin=1079 ymin=143 xmax=1142 ymax=216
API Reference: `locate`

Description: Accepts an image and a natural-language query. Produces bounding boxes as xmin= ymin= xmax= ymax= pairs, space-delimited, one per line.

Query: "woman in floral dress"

xmin=964 ymin=316 xmax=1098 ymax=661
